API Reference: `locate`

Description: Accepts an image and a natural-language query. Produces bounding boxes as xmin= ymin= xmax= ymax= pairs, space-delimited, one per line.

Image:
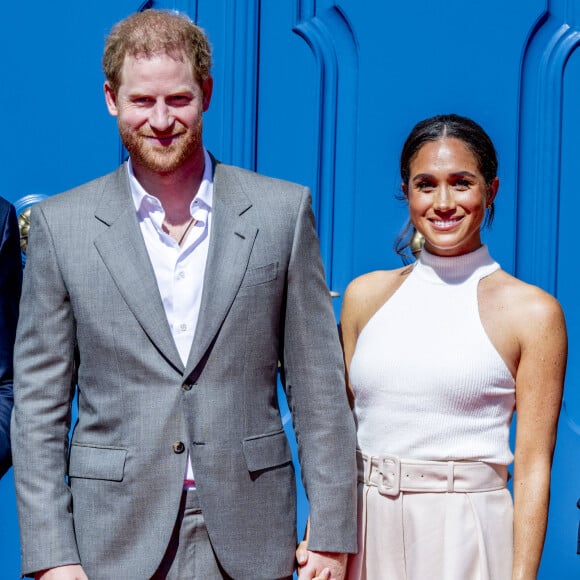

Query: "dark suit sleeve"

xmin=280 ymin=187 xmax=358 ymax=553
xmin=0 ymin=200 xmax=22 ymax=478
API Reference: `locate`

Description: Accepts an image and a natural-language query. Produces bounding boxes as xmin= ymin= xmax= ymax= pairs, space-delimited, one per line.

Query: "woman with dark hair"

xmin=298 ymin=114 xmax=566 ymax=580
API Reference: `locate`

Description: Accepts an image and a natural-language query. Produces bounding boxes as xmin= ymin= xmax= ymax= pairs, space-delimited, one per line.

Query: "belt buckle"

xmin=377 ymin=454 xmax=401 ymax=497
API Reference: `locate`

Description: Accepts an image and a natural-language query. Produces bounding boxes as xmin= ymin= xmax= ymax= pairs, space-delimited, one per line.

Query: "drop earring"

xmin=410 ymin=228 xmax=424 ymax=258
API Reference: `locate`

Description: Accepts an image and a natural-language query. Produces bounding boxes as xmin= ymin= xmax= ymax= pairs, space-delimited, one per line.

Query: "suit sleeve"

xmin=281 ymin=187 xmax=358 ymax=553
xmin=11 ymin=204 xmax=80 ymax=575
xmin=0 ymin=201 xmax=22 ymax=478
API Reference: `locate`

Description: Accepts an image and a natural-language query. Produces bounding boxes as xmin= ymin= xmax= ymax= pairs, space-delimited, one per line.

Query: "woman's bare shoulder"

xmin=345 ymin=266 xmax=411 ymax=304
xmin=342 ymin=266 xmax=411 ymax=333
xmin=482 ymin=269 xmax=565 ymax=330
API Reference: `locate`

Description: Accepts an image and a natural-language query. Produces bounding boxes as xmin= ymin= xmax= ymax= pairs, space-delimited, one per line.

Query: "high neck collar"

xmin=415 ymin=245 xmax=499 ymax=285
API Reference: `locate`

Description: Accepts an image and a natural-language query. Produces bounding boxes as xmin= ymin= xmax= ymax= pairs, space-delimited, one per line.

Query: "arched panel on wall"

xmin=335 ymin=0 xmax=542 ymax=287
xmin=517 ymin=8 xmax=579 ymax=289
xmin=517 ymin=0 xmax=580 ymax=574
xmin=199 ymin=0 xmax=260 ymax=169
xmin=292 ymin=1 xmax=359 ymax=300
xmin=256 ymin=0 xmax=359 ymax=306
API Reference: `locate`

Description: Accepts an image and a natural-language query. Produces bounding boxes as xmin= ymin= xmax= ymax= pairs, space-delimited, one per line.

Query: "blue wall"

xmin=1 ymin=0 xmax=578 ymax=577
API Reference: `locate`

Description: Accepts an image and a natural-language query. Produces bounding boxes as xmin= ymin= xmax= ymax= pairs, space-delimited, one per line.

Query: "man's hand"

xmin=296 ymin=539 xmax=309 ymax=573
xmin=297 ymin=549 xmax=347 ymax=580
xmin=35 ymin=565 xmax=88 ymax=580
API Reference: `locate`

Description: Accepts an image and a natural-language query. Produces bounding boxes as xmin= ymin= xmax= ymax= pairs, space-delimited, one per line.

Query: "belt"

xmin=358 ymin=451 xmax=508 ymax=497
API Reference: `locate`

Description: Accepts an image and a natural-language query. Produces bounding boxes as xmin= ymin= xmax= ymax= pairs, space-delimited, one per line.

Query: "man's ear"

xmin=202 ymin=76 xmax=213 ymax=112
xmin=402 ymin=182 xmax=408 ymax=200
xmin=104 ymin=81 xmax=119 ymax=117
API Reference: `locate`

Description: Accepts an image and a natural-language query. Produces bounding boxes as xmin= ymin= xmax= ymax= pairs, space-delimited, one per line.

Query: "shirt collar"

xmin=128 ymin=148 xmax=214 ymax=219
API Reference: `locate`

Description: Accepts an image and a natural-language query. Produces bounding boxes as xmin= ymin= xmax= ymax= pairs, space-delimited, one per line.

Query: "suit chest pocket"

xmin=239 ymin=262 xmax=278 ymax=288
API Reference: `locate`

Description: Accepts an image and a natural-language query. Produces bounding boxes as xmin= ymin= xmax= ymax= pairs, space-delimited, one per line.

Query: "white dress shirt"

xmin=128 ymin=149 xmax=214 ymax=486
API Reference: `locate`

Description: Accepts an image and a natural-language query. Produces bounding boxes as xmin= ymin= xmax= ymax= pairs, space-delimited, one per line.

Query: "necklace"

xmin=177 ymin=216 xmax=197 ymax=246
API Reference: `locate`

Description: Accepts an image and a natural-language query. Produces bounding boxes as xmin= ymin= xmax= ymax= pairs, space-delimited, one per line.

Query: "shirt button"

xmin=182 ymin=382 xmax=193 ymax=391
xmin=179 ymin=323 xmax=187 ymax=331
xmin=177 ymin=271 xmax=185 ymax=279
xmin=172 ymin=441 xmax=185 ymax=454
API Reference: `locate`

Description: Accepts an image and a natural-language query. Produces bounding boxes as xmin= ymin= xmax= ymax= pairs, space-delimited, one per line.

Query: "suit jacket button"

xmin=173 ymin=441 xmax=185 ymax=454
xmin=182 ymin=382 xmax=193 ymax=391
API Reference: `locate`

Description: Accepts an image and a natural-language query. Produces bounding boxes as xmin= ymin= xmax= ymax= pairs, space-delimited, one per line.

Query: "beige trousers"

xmin=347 ymin=455 xmax=514 ymax=580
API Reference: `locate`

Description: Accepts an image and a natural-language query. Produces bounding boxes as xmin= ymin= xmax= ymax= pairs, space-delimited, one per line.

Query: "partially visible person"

xmin=298 ymin=113 xmax=567 ymax=579
xmin=0 ymin=196 xmax=22 ymax=478
xmin=11 ymin=9 xmax=356 ymax=580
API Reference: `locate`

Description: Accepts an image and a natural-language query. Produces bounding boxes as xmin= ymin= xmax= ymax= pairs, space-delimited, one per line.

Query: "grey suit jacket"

xmin=12 ymin=160 xmax=357 ymax=579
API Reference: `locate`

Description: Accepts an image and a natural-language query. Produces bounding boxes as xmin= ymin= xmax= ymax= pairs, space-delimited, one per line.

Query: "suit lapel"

xmin=92 ymin=165 xmax=184 ymax=373
xmin=184 ymin=162 xmax=257 ymax=377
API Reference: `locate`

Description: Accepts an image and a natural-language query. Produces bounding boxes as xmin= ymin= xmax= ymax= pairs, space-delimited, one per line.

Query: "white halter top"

xmin=350 ymin=245 xmax=516 ymax=464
